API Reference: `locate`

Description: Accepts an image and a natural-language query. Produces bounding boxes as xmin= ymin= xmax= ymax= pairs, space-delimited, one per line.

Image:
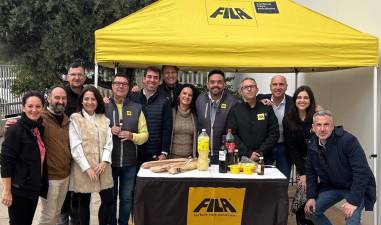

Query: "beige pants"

xmin=38 ymin=177 xmax=69 ymax=225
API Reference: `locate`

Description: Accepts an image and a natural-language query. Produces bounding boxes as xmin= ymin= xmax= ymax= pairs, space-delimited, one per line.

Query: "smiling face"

xmin=162 ymin=66 xmax=178 ymax=87
xmin=207 ymin=74 xmax=225 ymax=98
xmin=82 ymin=91 xmax=98 ymax=115
xmin=295 ymin=91 xmax=311 ymax=112
xmin=23 ymin=96 xmax=43 ymax=121
xmin=48 ymin=87 xmax=67 ymax=115
xmin=270 ymin=75 xmax=287 ymax=99
xmin=112 ymin=76 xmax=129 ymax=99
xmin=143 ymin=69 xmax=160 ymax=92
xmin=179 ymin=87 xmax=193 ymax=109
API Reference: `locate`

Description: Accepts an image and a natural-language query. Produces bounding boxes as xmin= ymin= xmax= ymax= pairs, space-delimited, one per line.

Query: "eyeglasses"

xmin=241 ymin=85 xmax=257 ymax=91
xmin=68 ymin=73 xmax=85 ymax=77
xmin=112 ymin=82 xmax=129 ymax=87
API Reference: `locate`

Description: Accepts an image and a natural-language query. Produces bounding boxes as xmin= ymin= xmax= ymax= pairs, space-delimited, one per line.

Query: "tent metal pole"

xmin=94 ymin=63 xmax=99 ymax=88
xmin=373 ymin=66 xmax=378 ymax=225
xmin=294 ymin=68 xmax=299 ymax=89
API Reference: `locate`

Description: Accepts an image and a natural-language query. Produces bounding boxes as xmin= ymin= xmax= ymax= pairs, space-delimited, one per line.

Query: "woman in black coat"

xmin=1 ymin=91 xmax=48 ymax=225
xmin=283 ymin=86 xmax=317 ymax=225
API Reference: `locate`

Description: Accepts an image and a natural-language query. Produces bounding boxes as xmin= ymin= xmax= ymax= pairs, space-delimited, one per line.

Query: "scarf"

xmin=33 ymin=127 xmax=46 ymax=174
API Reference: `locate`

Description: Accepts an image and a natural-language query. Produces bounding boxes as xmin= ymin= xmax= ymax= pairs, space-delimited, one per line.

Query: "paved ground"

xmin=0 ymin=136 xmax=343 ymax=225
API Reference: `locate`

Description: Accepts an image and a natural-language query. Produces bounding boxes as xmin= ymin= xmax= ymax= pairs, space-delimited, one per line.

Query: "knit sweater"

xmin=171 ymin=109 xmax=195 ymax=158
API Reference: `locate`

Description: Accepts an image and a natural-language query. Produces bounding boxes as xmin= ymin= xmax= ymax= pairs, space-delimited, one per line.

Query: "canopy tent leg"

xmin=114 ymin=62 xmax=119 ymax=75
xmin=373 ymin=66 xmax=378 ymax=225
xmin=294 ymin=68 xmax=299 ymax=89
xmin=95 ymin=63 xmax=99 ymax=88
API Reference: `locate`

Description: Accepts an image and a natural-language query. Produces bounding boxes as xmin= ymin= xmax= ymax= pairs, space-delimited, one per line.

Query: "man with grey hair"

xmin=227 ymin=77 xmax=279 ymax=162
xmin=305 ymin=110 xmax=376 ymax=225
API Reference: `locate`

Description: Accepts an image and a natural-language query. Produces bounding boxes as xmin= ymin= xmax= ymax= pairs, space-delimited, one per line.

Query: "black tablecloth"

xmin=134 ymin=176 xmax=288 ymax=225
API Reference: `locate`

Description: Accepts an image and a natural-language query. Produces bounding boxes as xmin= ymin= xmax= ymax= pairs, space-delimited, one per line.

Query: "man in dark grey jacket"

xmin=105 ymin=73 xmax=148 ymax=225
xmin=195 ymin=69 xmax=238 ymax=164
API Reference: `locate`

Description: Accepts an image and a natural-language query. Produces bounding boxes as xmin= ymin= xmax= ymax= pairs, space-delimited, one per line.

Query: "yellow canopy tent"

xmin=95 ymin=2 xmax=380 ymax=223
xmin=95 ymin=0 xmax=378 ymax=72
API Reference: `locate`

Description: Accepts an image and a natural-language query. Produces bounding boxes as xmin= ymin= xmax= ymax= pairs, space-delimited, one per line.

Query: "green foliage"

xmin=0 ymin=0 xmax=153 ymax=94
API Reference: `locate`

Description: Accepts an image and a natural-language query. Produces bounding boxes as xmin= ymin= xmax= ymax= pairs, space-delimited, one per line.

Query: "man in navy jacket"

xmin=305 ymin=110 xmax=376 ymax=225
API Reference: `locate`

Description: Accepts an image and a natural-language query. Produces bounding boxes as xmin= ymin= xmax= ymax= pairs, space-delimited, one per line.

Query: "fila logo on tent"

xmin=210 ymin=7 xmax=253 ymax=20
xmin=193 ymin=198 xmax=237 ymax=213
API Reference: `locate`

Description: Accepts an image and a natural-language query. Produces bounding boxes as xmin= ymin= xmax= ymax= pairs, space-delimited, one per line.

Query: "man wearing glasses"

xmin=195 ymin=69 xmax=238 ymax=164
xmin=64 ymin=61 xmax=87 ymax=117
xmin=227 ymin=77 xmax=279 ymax=162
xmin=105 ymin=73 xmax=148 ymax=225
xmin=305 ymin=110 xmax=376 ymax=225
xmin=59 ymin=61 xmax=87 ymax=225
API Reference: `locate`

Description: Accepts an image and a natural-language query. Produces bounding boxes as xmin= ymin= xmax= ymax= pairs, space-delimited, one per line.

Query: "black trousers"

xmin=76 ymin=188 xmax=113 ymax=225
xmin=8 ymin=194 xmax=38 ymax=225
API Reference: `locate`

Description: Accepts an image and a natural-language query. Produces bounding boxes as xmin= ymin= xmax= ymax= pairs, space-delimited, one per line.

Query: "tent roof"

xmin=95 ymin=0 xmax=379 ymax=72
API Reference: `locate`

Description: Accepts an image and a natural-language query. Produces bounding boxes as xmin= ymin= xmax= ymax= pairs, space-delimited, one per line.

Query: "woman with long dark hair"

xmin=69 ymin=85 xmax=113 ymax=225
xmin=284 ymin=85 xmax=317 ymax=225
xmin=1 ymin=91 xmax=48 ymax=225
xmin=169 ymin=84 xmax=198 ymax=158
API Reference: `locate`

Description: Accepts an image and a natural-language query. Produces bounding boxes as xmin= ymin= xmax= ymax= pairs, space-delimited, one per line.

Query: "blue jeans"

xmin=266 ymin=143 xmax=292 ymax=179
xmin=309 ymin=190 xmax=364 ymax=225
xmin=109 ymin=165 xmax=137 ymax=225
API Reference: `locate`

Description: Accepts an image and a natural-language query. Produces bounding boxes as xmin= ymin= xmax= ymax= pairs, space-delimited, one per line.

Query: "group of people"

xmin=0 ymin=62 xmax=376 ymax=225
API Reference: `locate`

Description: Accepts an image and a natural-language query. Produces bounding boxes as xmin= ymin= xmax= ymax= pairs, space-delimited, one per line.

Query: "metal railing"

xmin=0 ymin=65 xmax=22 ymax=118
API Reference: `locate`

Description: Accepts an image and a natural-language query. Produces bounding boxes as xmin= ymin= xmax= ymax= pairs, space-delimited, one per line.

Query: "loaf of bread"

xmin=141 ymin=158 xmax=188 ymax=169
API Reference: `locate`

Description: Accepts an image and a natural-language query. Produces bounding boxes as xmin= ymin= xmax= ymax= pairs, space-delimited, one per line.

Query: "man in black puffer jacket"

xmin=130 ymin=66 xmax=172 ymax=165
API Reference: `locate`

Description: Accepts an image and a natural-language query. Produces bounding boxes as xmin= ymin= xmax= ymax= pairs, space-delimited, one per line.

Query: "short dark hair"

xmin=47 ymin=85 xmax=66 ymax=98
xmin=114 ymin=73 xmax=130 ymax=83
xmin=77 ymin=86 xmax=105 ymax=114
xmin=145 ymin=66 xmax=161 ymax=79
xmin=162 ymin=65 xmax=179 ymax=72
xmin=22 ymin=91 xmax=45 ymax=107
xmin=68 ymin=59 xmax=85 ymax=71
xmin=208 ymin=69 xmax=225 ymax=80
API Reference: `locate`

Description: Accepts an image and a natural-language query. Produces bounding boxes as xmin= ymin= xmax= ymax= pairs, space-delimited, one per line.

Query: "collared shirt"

xmin=318 ymin=139 xmax=326 ymax=149
xmin=271 ymin=95 xmax=286 ymax=143
xmin=69 ymin=109 xmax=113 ymax=172
xmin=143 ymin=89 xmax=155 ymax=101
xmin=208 ymin=90 xmax=224 ymax=125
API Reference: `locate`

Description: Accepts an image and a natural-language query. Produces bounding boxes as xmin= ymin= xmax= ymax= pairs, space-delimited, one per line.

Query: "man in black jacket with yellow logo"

xmin=227 ymin=77 xmax=279 ymax=162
